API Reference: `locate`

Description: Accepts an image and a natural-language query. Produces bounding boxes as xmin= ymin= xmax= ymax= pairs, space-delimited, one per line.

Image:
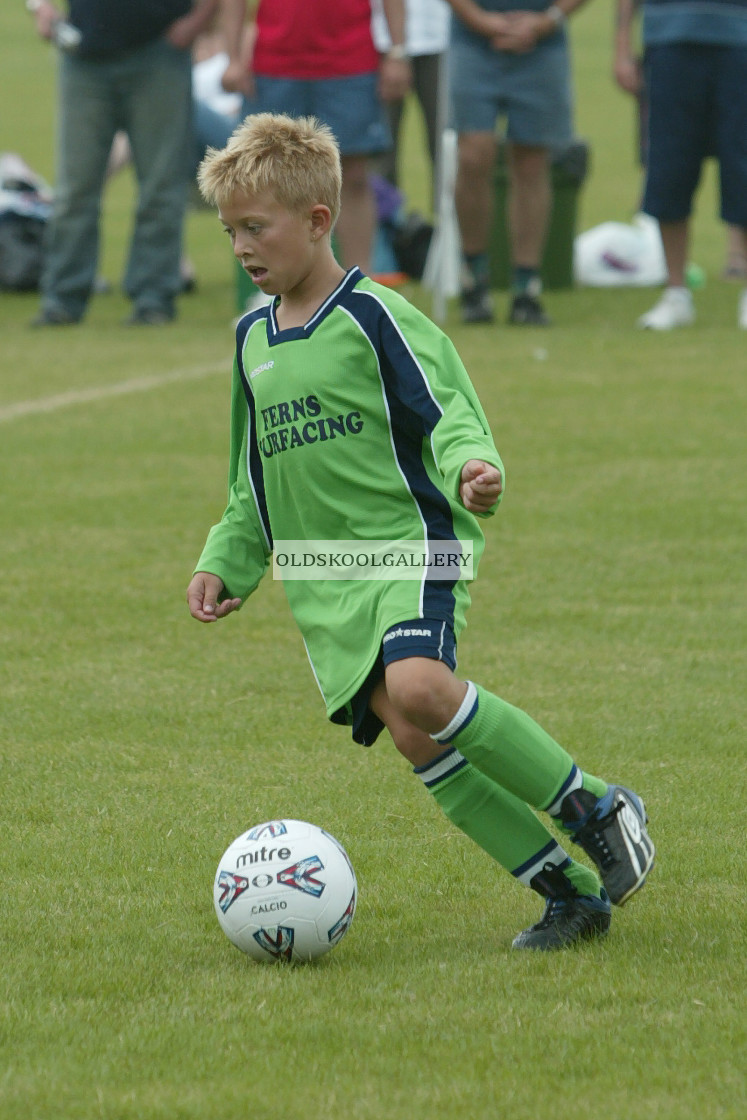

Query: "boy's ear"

xmin=309 ymin=204 xmax=333 ymax=238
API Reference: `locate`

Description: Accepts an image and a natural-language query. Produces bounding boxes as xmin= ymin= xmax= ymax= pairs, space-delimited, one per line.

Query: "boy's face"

xmin=219 ymin=189 xmax=322 ymax=298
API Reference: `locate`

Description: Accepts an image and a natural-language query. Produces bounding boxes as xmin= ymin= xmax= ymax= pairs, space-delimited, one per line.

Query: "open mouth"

xmin=247 ymin=266 xmax=268 ymax=285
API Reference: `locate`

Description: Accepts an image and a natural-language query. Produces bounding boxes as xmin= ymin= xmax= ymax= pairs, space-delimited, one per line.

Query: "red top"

xmin=253 ymin=0 xmax=380 ymax=79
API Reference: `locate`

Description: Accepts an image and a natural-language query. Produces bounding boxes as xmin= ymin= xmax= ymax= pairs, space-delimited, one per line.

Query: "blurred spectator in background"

xmin=722 ymin=226 xmax=747 ymax=282
xmin=371 ymin=0 xmax=451 ymax=207
xmin=721 ymin=226 xmax=747 ymax=282
xmin=615 ymin=0 xmax=747 ymax=330
xmin=190 ymin=13 xmax=248 ymax=162
xmin=614 ymin=0 xmax=747 ymax=293
xmin=219 ymin=0 xmax=411 ymax=274
xmin=446 ymin=0 xmax=589 ymax=327
xmin=27 ymin=0 xmax=219 ymax=327
xmin=103 ymin=12 xmax=252 ymax=294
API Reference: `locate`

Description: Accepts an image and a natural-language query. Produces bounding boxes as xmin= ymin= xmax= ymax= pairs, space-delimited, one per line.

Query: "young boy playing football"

xmin=187 ymin=113 xmax=655 ymax=950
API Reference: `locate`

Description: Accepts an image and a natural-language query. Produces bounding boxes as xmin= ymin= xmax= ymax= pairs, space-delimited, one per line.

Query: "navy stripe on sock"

xmin=414 ymin=746 xmax=469 ymax=788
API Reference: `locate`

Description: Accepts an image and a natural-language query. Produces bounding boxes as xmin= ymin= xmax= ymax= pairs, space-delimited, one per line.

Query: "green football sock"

xmin=414 ymin=749 xmax=602 ymax=898
xmin=433 ymin=683 xmax=607 ymax=813
xmin=563 ymin=860 xmax=603 ymax=898
xmin=582 ymin=773 xmax=607 ymax=798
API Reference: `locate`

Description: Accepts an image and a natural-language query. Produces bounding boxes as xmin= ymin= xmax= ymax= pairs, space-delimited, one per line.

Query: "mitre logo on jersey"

xmin=257 ymin=393 xmax=363 ymax=458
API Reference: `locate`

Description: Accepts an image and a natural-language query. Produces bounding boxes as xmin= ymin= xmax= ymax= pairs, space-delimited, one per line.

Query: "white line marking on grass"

xmin=0 ymin=360 xmax=230 ymax=424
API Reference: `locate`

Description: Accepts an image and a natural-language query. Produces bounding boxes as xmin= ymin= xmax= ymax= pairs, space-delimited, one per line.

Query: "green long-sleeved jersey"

xmin=197 ymin=269 xmax=504 ymax=726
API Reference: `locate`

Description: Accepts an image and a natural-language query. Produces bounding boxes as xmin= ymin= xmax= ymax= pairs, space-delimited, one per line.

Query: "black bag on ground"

xmin=0 ymin=152 xmax=52 ymax=291
xmin=0 ymin=213 xmax=46 ymax=291
xmin=392 ymin=211 xmax=433 ymax=281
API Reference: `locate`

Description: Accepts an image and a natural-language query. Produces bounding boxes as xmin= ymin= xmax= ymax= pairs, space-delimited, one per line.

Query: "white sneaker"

xmin=637 ymin=287 xmax=695 ymax=330
xmin=738 ymin=289 xmax=747 ymax=329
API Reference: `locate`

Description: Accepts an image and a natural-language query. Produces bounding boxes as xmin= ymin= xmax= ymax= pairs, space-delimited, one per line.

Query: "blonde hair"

xmin=197 ymin=113 xmax=342 ymax=223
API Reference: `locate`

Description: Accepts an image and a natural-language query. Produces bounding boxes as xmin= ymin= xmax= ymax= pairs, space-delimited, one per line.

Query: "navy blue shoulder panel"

xmin=234 ymin=309 xmax=273 ymax=549
xmin=343 ymin=286 xmax=460 ymax=623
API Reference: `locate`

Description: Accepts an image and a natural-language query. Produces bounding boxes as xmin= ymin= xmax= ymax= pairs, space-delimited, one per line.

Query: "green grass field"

xmin=1 ymin=6 xmax=745 ymax=1118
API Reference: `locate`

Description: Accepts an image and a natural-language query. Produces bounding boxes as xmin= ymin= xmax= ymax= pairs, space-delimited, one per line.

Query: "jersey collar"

xmin=266 ymin=267 xmax=363 ymax=343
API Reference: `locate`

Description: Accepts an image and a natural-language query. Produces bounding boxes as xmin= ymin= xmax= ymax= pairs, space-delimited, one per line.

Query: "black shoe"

xmin=512 ymin=864 xmax=611 ymax=951
xmin=124 ymin=307 xmax=174 ymax=327
xmin=508 ymin=292 xmax=550 ymax=326
xmin=460 ymin=285 xmax=494 ymax=324
xmin=560 ymin=786 xmax=655 ymax=906
xmin=30 ymin=307 xmax=79 ymax=327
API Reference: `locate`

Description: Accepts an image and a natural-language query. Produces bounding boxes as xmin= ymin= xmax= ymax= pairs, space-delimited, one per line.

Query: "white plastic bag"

xmin=573 ymin=213 xmax=667 ymax=288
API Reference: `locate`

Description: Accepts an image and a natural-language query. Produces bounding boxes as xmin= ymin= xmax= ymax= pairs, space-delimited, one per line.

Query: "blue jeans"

xmin=42 ymin=38 xmax=192 ymax=319
xmin=246 ymin=72 xmax=391 ymax=156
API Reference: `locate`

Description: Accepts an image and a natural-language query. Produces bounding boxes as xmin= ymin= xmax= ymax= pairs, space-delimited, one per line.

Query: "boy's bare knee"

xmin=384 ymin=659 xmax=466 ymax=733
xmin=388 ymin=722 xmax=443 ymax=768
xmin=369 ymin=675 xmax=445 ymax=766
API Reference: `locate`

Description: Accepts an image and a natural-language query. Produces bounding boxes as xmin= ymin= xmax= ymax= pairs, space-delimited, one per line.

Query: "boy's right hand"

xmin=187 ymin=572 xmax=242 ymax=623
xmin=460 ymin=459 xmax=503 ymax=513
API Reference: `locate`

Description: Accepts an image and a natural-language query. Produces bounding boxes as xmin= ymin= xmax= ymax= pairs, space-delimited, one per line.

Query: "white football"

xmin=213 ymin=819 xmax=357 ymax=963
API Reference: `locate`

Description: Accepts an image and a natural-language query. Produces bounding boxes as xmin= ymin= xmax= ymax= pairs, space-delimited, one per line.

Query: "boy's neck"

xmin=275 ymin=255 xmax=349 ymax=330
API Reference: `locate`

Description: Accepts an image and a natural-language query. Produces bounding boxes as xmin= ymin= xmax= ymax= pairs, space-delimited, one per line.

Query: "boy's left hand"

xmin=460 ymin=460 xmax=503 ymax=512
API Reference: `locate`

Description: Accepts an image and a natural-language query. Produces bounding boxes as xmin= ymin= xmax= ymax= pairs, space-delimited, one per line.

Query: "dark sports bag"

xmin=0 ymin=212 xmax=47 ymax=291
xmin=0 ymin=153 xmax=52 ymax=291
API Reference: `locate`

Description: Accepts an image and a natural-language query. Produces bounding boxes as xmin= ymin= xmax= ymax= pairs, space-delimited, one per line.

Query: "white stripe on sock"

xmin=430 ymin=680 xmax=478 ymax=745
xmin=513 ymin=843 xmax=569 ymax=887
xmin=414 ymin=749 xmax=467 ymax=786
